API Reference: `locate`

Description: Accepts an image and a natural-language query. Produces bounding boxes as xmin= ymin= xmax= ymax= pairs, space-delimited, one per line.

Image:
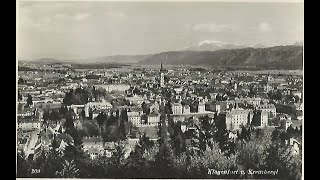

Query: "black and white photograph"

xmin=17 ymin=0 xmax=303 ymax=179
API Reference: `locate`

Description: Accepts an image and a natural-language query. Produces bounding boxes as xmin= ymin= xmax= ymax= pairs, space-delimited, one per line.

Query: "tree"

xmin=159 ymin=113 xmax=169 ymax=144
xmin=107 ymin=113 xmax=117 ymax=127
xmin=32 ymin=148 xmax=64 ymax=178
xmin=279 ymin=131 xmax=290 ymax=143
xmin=125 ymin=134 xmax=155 ymax=178
xmin=27 ymin=94 xmax=33 ymax=106
xmin=55 ymin=160 xmax=80 ymax=178
xmin=171 ymin=121 xmax=186 ymax=155
xmin=153 ymin=142 xmax=175 ymax=178
xmin=63 ymin=89 xmax=74 ymax=106
xmin=119 ymin=120 xmax=127 ymax=140
xmin=51 ymin=110 xmax=60 ymax=121
xmin=271 ymin=128 xmax=281 ymax=141
xmin=18 ymin=77 xmax=26 ymax=84
xmin=294 ymin=127 xmax=299 ymax=136
xmin=17 ymin=152 xmax=31 ymax=177
xmin=64 ymin=109 xmax=75 ymax=130
xmin=59 ymin=106 xmax=68 ymax=118
xmin=265 ymin=142 xmax=302 ymax=179
xmin=96 ymin=112 xmax=107 ymax=130
xmin=185 ymin=142 xmax=238 ymax=179
xmin=141 ymin=102 xmax=148 ymax=114
xmin=193 ymin=115 xmax=217 ymax=151
xmin=18 ymin=91 xmax=23 ymax=101
xmin=107 ymin=142 xmax=127 ymax=177
xmin=103 ymin=125 xmax=120 ymax=142
xmin=215 ymin=128 xmax=236 ymax=156
xmin=81 ymin=109 xmax=86 ymax=119
xmin=299 ymin=125 xmax=302 ymax=134
xmin=18 ymin=103 xmax=24 ymax=111
xmin=287 ymin=125 xmax=295 ymax=138
xmin=82 ymin=120 xmax=101 ymax=137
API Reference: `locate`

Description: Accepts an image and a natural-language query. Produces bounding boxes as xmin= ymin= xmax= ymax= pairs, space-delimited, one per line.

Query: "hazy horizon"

xmin=18 ymin=1 xmax=303 ymax=60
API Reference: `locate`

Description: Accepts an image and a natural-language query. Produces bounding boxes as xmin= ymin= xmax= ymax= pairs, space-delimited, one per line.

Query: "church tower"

xmin=159 ymin=63 xmax=165 ymax=87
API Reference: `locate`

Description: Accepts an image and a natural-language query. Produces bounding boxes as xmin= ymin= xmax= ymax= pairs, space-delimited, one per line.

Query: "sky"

xmin=18 ymin=1 xmax=304 ymax=60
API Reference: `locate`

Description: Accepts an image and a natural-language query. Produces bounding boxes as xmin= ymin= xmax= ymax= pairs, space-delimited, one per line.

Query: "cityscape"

xmin=17 ymin=1 xmax=303 ymax=179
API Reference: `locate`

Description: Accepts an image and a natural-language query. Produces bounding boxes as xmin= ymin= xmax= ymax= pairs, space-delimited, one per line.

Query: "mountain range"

xmin=22 ymin=41 xmax=303 ymax=69
xmin=139 ymin=45 xmax=303 ymax=69
xmin=178 ymin=40 xmax=248 ymax=51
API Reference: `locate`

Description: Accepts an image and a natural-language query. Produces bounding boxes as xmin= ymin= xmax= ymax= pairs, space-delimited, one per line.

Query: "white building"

xmin=198 ymin=102 xmax=205 ymax=113
xmin=183 ymin=105 xmax=190 ymax=114
xmin=256 ymin=104 xmax=277 ymax=118
xmin=127 ymin=111 xmax=142 ymax=126
xmin=147 ymin=113 xmax=160 ymax=125
xmin=218 ymin=108 xmax=253 ymax=130
xmin=172 ymin=103 xmax=183 ymax=115
xmin=126 ymin=95 xmax=145 ymax=105
xmin=18 ymin=119 xmax=41 ymax=131
xmin=96 ymin=84 xmax=130 ymax=93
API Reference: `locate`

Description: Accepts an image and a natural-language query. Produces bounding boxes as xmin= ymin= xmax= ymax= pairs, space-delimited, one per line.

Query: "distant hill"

xmin=251 ymin=44 xmax=267 ymax=48
xmin=34 ymin=58 xmax=64 ymax=63
xmin=24 ymin=55 xmax=151 ymax=64
xmin=294 ymin=40 xmax=303 ymax=46
xmin=23 ymin=44 xmax=303 ymax=69
xmin=83 ymin=54 xmax=151 ymax=64
xmin=139 ymin=45 xmax=303 ymax=69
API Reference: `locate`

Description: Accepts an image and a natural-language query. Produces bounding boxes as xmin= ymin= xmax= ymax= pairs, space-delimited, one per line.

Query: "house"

xmin=285 ymin=138 xmax=301 ymax=156
xmin=88 ymin=146 xmax=103 ymax=160
xmin=236 ymin=97 xmax=261 ymax=107
xmin=96 ymin=84 xmax=130 ymax=93
xmin=209 ymin=93 xmax=218 ymax=100
xmin=126 ymin=95 xmax=145 ymax=105
xmin=174 ymin=87 xmax=184 ymax=94
xmin=294 ymin=102 xmax=303 ymax=111
xmin=256 ymin=104 xmax=277 ymax=118
xmin=251 ymin=110 xmax=268 ymax=127
xmin=173 ymin=115 xmax=185 ymax=123
xmin=198 ymin=101 xmax=205 ymax=113
xmin=92 ymin=109 xmax=106 ymax=120
xmin=172 ymin=103 xmax=183 ymax=115
xmin=86 ymin=100 xmax=112 ymax=110
xmin=149 ymin=101 xmax=160 ymax=114
xmin=18 ymin=118 xmax=41 ymax=131
xmin=83 ymin=137 xmax=104 ymax=152
xmin=280 ymin=119 xmax=292 ymax=130
xmin=291 ymin=91 xmax=302 ymax=99
xmin=183 ymin=105 xmax=190 ymax=114
xmin=17 ymin=107 xmax=37 ymax=117
xmin=216 ymin=108 xmax=253 ymax=130
xmin=264 ymin=84 xmax=273 ymax=92
xmin=147 ymin=113 xmax=160 ymax=126
xmin=127 ymin=111 xmax=142 ymax=126
xmin=205 ymin=101 xmax=221 ymax=112
xmin=104 ymin=142 xmax=116 ymax=158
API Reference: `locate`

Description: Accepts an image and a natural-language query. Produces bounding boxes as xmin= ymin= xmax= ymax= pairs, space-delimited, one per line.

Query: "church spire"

xmin=160 ymin=62 xmax=163 ymax=71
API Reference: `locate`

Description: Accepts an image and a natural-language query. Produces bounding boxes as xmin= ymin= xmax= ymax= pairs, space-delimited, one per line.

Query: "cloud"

xmin=73 ymin=13 xmax=90 ymax=21
xmin=191 ymin=23 xmax=232 ymax=33
xmin=258 ymin=22 xmax=272 ymax=32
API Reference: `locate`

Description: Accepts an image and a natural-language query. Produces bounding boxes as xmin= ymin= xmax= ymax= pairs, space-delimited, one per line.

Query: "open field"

xmin=139 ymin=126 xmax=159 ymax=139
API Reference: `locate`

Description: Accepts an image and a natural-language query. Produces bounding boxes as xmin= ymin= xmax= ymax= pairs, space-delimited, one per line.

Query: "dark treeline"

xmin=17 ymin=112 xmax=302 ymax=179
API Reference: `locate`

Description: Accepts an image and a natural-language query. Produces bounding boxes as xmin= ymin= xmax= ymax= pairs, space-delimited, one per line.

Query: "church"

xmin=159 ymin=63 xmax=165 ymax=87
